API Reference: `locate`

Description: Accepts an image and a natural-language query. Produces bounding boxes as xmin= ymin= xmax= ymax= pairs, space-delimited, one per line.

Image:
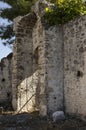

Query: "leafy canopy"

xmin=44 ymin=0 xmax=86 ymax=25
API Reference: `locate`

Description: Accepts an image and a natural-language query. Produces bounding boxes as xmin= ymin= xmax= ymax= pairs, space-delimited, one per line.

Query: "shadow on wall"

xmin=17 ymin=47 xmax=39 ymax=113
xmin=12 ymin=13 xmax=40 ymax=112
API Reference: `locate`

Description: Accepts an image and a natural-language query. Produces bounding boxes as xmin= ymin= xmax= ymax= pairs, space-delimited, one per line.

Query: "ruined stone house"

xmin=0 ymin=0 xmax=86 ymax=118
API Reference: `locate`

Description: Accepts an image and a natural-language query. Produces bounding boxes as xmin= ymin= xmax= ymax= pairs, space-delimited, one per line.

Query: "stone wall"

xmin=64 ymin=15 xmax=86 ymax=117
xmin=33 ymin=16 xmax=47 ymax=116
xmin=13 ymin=8 xmax=64 ymax=116
xmin=12 ymin=13 xmax=38 ymax=112
xmin=45 ymin=26 xmax=64 ymax=115
xmin=0 ymin=53 xmax=13 ymax=110
xmin=11 ymin=0 xmax=86 ymax=118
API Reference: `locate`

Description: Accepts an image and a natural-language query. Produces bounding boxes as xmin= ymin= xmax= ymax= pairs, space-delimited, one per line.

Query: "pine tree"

xmin=0 ymin=0 xmax=37 ymax=45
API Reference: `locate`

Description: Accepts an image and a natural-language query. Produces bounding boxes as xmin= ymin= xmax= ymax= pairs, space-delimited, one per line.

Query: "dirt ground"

xmin=0 ymin=111 xmax=86 ymax=130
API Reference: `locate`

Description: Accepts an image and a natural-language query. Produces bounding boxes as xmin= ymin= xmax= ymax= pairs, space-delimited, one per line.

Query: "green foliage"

xmin=44 ymin=0 xmax=86 ymax=25
xmin=0 ymin=0 xmax=37 ymax=45
xmin=1 ymin=0 xmax=37 ymax=20
xmin=0 ymin=24 xmax=14 ymax=45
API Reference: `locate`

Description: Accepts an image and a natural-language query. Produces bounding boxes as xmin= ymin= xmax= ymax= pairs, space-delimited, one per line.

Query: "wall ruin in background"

xmin=0 ymin=53 xmax=13 ymax=110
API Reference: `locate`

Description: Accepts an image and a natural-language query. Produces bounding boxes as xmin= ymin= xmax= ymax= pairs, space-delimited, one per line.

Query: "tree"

xmin=0 ymin=0 xmax=37 ymax=45
xmin=44 ymin=0 xmax=86 ymax=25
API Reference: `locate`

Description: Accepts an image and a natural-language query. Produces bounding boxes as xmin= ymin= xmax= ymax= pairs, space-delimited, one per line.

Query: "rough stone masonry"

xmin=0 ymin=0 xmax=86 ymax=119
xmin=12 ymin=1 xmax=64 ymax=116
xmin=0 ymin=53 xmax=13 ymax=110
